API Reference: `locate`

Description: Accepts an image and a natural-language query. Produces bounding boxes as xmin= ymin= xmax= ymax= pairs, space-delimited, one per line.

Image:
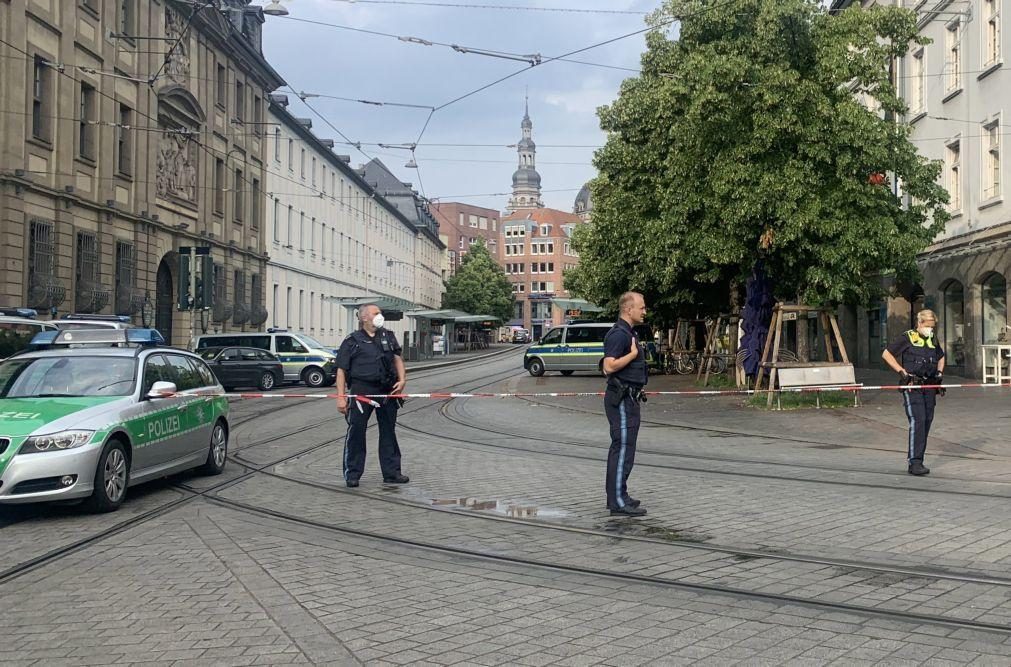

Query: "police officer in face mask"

xmin=881 ymin=309 xmax=946 ymax=476
xmin=603 ymin=291 xmax=649 ymax=516
xmin=336 ymin=304 xmax=409 ymax=488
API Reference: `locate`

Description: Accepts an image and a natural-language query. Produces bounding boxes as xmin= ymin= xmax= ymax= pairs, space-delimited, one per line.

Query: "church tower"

xmin=507 ymin=97 xmax=544 ymax=212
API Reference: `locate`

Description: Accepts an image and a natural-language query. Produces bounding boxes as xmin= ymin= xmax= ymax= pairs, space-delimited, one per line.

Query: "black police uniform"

xmin=336 ymin=328 xmax=404 ymax=483
xmin=603 ymin=319 xmax=648 ymax=510
xmin=886 ymin=330 xmax=945 ymax=467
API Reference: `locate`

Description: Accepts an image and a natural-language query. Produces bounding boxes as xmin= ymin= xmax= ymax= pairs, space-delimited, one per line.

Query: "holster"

xmin=606 ymin=378 xmax=646 ymax=407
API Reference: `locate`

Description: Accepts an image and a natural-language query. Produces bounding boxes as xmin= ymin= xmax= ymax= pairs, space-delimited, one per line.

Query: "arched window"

xmin=941 ymin=279 xmax=965 ymax=365
xmin=981 ymin=273 xmax=1007 ymax=343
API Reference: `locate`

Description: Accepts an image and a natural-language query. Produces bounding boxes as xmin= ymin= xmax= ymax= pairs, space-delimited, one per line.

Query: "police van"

xmin=193 ymin=329 xmax=337 ymax=387
xmin=0 ymin=310 xmax=59 ymax=360
xmin=524 ymin=323 xmax=611 ymax=377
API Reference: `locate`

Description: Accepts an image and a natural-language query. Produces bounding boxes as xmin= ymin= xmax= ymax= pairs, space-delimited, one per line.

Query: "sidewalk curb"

xmin=405 ymin=345 xmax=521 ymax=372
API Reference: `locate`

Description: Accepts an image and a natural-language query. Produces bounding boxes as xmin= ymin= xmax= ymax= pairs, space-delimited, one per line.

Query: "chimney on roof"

xmin=296 ymin=118 xmax=312 ymax=129
xmin=320 ymin=139 xmax=334 ymax=148
xmin=269 ymin=93 xmax=289 ymax=107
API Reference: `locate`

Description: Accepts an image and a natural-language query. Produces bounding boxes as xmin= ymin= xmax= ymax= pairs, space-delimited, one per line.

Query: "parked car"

xmin=57 ymin=314 xmax=136 ymax=330
xmin=198 ymin=346 xmax=284 ymax=391
xmin=0 ymin=328 xmax=229 ymax=512
xmin=512 ymin=328 xmax=531 ymax=344
xmin=0 ymin=316 xmax=58 ymax=360
xmin=193 ymin=330 xmax=337 ymax=387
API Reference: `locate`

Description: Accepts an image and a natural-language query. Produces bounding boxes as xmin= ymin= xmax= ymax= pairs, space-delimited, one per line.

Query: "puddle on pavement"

xmin=429 ymin=496 xmax=569 ymax=518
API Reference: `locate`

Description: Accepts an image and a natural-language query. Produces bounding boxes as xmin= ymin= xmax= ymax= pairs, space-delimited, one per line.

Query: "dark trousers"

xmin=605 ymin=394 xmax=640 ymax=509
xmin=343 ymin=385 xmax=402 ymax=481
xmin=901 ymin=389 xmax=936 ymax=463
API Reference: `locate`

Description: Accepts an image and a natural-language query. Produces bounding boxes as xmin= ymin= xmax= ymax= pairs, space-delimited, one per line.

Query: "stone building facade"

xmin=428 ymin=202 xmax=500 ymax=275
xmin=265 ymin=96 xmax=445 ymax=348
xmin=0 ymin=0 xmax=283 ymax=346
xmin=833 ymin=0 xmax=1011 ymax=378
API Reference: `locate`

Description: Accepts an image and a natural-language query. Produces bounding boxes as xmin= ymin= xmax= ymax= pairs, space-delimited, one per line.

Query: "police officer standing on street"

xmin=881 ymin=309 xmax=945 ymax=476
xmin=336 ymin=304 xmax=410 ymax=488
xmin=603 ymin=291 xmax=649 ymax=516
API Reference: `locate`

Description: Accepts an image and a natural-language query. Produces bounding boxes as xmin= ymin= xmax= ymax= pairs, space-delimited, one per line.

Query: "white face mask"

xmin=372 ymin=314 xmax=385 ymax=329
xmin=918 ymin=326 xmax=934 ymax=338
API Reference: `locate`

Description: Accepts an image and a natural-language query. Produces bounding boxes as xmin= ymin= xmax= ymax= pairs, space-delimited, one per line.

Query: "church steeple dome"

xmin=507 ymin=95 xmax=543 ymax=212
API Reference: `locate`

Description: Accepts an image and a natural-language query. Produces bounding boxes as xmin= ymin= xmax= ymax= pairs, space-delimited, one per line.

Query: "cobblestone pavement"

xmin=6 ymin=351 xmax=1011 ymax=665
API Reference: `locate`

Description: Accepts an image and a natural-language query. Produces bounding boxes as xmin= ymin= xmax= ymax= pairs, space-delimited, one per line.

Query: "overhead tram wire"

xmin=323 ymin=0 xmax=650 ymax=14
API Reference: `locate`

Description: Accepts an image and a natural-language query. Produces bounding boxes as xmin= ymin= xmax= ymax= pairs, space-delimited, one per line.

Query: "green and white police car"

xmin=0 ymin=329 xmax=229 ymax=512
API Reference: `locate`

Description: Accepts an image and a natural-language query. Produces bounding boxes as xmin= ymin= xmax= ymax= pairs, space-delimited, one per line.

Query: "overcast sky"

xmin=258 ymin=0 xmax=658 ymax=212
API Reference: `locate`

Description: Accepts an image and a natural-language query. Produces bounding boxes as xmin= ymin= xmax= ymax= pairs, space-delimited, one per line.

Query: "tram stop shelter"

xmin=406 ymin=309 xmax=500 ymax=360
xmin=552 ymin=298 xmax=605 ymax=323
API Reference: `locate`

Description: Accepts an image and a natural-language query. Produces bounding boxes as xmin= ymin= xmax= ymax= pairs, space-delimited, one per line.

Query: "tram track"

xmin=387 ymin=398 xmax=1011 ymax=500
xmin=204 ymin=488 xmax=1011 ymax=637
xmin=0 ymin=353 xmax=524 ymax=586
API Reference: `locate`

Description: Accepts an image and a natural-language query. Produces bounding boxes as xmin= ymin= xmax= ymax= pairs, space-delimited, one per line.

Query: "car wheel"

xmin=560 ymin=370 xmax=575 ymax=376
xmin=528 ymin=358 xmax=545 ymax=377
xmin=303 ymin=366 xmax=326 ymax=388
xmin=84 ymin=440 xmax=129 ymax=513
xmin=199 ymin=420 xmax=228 ymax=475
xmin=258 ymin=371 xmax=276 ymax=391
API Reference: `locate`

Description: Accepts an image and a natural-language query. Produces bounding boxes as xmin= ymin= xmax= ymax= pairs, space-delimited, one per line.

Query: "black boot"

xmin=346 ymin=479 xmax=360 ymax=488
xmin=908 ymin=461 xmax=930 ymax=476
xmin=609 ymin=505 xmax=647 ymax=517
xmin=383 ymin=473 xmax=410 ymax=484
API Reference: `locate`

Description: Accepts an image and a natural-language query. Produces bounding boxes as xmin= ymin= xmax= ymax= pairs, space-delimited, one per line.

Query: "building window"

xmin=117 ymin=104 xmax=133 ymax=176
xmin=985 ymin=0 xmax=1001 ymax=67
xmin=946 ymin=20 xmax=962 ymax=93
xmin=311 ymin=217 xmax=317 ymax=253
xmin=234 ymin=270 xmax=246 ymax=311
xmin=299 ymin=212 xmax=305 ymax=250
xmin=286 ymin=287 xmax=292 ymax=327
xmin=216 ymin=63 xmax=226 ymax=108
xmin=253 ymin=95 xmax=262 ymax=135
xmin=321 ymin=166 xmax=327 ymax=194
xmin=298 ymin=290 xmax=304 ymax=328
xmin=273 ymin=199 xmax=281 ymax=242
xmin=984 ymin=119 xmax=1001 ymax=200
xmin=213 ymin=264 xmax=226 ymax=315
xmin=81 ymin=0 xmax=98 ymax=14
xmin=287 ymin=206 xmax=293 ymax=245
xmin=982 ymin=273 xmax=1008 ymax=344
xmin=942 ymin=279 xmax=966 ymax=365
xmin=251 ymin=273 xmax=261 ymax=312
xmin=120 ymin=0 xmax=136 ymax=35
xmin=273 ymin=284 xmax=279 ymax=324
xmin=274 ymin=128 xmax=281 ymax=162
xmin=28 ymin=220 xmax=55 ymax=302
xmin=287 ymin=139 xmax=293 ymax=170
xmin=311 ymin=157 xmax=316 ymax=186
xmin=114 ymin=241 xmax=136 ymax=314
xmin=235 ymin=80 xmax=245 ymax=122
xmin=469 ymin=215 xmax=478 ymax=228
xmin=946 ymin=139 xmax=961 ymax=211
xmin=32 ymin=56 xmax=50 ymax=141
xmin=910 ymin=48 xmax=925 ymax=114
xmin=213 ymin=159 xmax=225 ymax=214
xmin=79 ymin=82 xmax=95 ymax=159
xmin=234 ymin=169 xmax=244 ymax=222
xmin=75 ymin=232 xmax=99 ymax=303
xmin=251 ymin=178 xmax=260 ymax=229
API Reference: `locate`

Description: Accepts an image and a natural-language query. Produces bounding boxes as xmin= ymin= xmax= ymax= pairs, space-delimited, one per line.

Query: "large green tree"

xmin=442 ymin=239 xmax=514 ymax=322
xmin=566 ymin=0 xmax=949 ymax=317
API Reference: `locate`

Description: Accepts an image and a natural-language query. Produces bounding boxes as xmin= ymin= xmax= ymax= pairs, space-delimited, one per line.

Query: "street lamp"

xmin=262 ymin=1 xmax=289 ymax=16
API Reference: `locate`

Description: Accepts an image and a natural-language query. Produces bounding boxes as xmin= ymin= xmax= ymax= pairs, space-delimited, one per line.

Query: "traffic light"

xmin=177 ymin=248 xmax=214 ymax=310
xmin=195 ymin=255 xmax=213 ymax=309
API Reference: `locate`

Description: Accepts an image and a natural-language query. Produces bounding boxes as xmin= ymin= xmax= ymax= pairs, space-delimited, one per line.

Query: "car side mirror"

xmin=146 ymin=381 xmax=177 ymax=399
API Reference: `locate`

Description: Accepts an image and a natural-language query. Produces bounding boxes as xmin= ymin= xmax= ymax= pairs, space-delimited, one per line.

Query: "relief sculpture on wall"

xmin=164 ymin=7 xmax=191 ymax=81
xmin=156 ymin=128 xmax=198 ymax=203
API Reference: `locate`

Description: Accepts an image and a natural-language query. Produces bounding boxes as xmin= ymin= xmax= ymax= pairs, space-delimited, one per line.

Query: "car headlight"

xmin=21 ymin=430 xmax=96 ymax=454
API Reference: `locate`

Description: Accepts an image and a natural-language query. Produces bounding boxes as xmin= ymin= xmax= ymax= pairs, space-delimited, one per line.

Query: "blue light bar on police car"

xmin=28 ymin=328 xmax=166 ymax=348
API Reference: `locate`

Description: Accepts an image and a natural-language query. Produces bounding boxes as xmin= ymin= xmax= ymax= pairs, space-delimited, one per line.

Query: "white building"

xmin=833 ymin=0 xmax=1011 ymax=377
xmin=265 ymin=95 xmax=445 ymax=353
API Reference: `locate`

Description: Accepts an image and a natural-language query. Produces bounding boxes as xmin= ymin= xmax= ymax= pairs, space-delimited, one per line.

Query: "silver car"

xmin=0 ymin=330 xmax=230 ymax=512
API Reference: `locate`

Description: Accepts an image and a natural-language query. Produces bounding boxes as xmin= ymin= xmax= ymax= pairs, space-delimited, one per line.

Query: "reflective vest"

xmin=899 ymin=330 xmax=941 ymax=376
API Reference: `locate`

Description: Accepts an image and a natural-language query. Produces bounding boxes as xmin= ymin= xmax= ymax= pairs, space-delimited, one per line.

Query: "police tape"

xmin=206 ymin=382 xmax=1009 ymax=400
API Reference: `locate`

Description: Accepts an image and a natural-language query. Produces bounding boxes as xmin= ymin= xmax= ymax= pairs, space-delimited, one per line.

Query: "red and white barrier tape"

xmin=202 ymin=382 xmax=1011 ymax=400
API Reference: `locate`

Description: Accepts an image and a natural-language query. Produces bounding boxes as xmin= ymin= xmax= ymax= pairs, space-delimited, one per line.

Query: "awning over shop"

xmin=406 ymin=309 xmax=469 ymax=320
xmin=551 ymin=298 xmax=604 ymax=313
xmin=336 ymin=296 xmax=417 ymax=311
xmin=454 ymin=315 xmax=501 ymax=323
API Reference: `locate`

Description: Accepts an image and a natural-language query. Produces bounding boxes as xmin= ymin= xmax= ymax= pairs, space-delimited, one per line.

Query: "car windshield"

xmin=297 ymin=334 xmax=327 ymax=349
xmin=0 ymin=356 xmax=137 ymax=398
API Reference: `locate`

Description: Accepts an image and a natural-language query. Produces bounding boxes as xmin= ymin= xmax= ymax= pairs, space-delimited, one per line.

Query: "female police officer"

xmin=881 ymin=309 xmax=945 ymax=476
xmin=336 ymin=304 xmax=409 ymax=487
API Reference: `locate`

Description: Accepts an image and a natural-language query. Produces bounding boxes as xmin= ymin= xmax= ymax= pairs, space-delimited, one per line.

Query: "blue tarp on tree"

xmin=740 ymin=261 xmax=774 ymax=377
